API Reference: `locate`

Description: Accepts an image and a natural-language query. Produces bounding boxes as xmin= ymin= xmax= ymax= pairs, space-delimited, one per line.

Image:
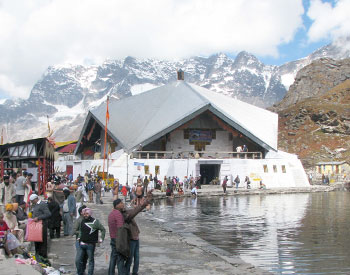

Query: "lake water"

xmin=151 ymin=191 xmax=350 ymax=274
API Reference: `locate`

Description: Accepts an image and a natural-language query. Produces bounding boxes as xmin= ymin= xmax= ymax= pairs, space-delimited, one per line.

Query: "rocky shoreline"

xmin=151 ymin=184 xmax=338 ymax=200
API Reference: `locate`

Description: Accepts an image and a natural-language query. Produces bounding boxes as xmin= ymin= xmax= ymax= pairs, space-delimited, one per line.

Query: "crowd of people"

xmin=0 ymin=169 xmax=154 ymax=275
xmin=0 ymin=168 xmax=266 ymax=274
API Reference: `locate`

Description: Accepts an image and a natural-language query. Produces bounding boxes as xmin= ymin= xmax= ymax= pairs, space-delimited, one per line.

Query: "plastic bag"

xmin=6 ymin=232 xmax=20 ymax=250
xmin=26 ymin=219 xmax=43 ymax=242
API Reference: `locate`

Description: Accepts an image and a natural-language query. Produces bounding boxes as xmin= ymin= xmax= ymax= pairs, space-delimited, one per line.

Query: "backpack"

xmin=115 ymin=223 xmax=131 ymax=258
xmin=87 ymin=182 xmax=94 ymax=191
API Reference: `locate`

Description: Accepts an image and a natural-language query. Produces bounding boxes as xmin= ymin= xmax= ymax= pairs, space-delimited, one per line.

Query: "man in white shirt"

xmin=15 ymin=171 xmax=26 ymax=204
xmin=0 ymin=175 xmax=15 ymax=212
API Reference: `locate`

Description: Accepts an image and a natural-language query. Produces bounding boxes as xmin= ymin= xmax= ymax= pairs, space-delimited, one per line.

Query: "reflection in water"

xmin=151 ymin=192 xmax=350 ymax=274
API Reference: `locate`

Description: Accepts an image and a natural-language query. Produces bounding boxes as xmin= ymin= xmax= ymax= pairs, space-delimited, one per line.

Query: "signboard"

xmin=133 ymin=162 xmax=144 ymax=166
xmin=189 ymin=130 xmax=212 ymax=142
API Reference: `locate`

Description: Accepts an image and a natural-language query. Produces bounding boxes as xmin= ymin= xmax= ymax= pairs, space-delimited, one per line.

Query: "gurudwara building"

xmin=56 ymin=72 xmax=309 ymax=188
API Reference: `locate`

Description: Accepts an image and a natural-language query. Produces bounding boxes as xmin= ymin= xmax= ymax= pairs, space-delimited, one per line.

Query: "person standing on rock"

xmin=222 ymin=176 xmax=228 ymax=194
xmin=135 ymin=182 xmax=144 ymax=206
xmin=143 ymin=176 xmax=149 ymax=194
xmin=245 ymin=176 xmax=251 ymax=189
xmin=234 ymin=175 xmax=240 ymax=189
xmin=108 ymin=192 xmax=152 ymax=275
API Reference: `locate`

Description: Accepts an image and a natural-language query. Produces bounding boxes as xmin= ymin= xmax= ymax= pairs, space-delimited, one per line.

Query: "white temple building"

xmin=55 ymin=72 xmax=309 ymax=188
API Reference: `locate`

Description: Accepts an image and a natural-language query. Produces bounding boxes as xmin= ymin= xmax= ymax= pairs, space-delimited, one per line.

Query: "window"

xmin=184 ymin=129 xmax=189 ymax=139
xmin=273 ymin=165 xmax=277 ymax=173
xmin=144 ymin=165 xmax=149 ymax=175
xmin=211 ymin=130 xmax=216 ymax=139
xmin=282 ymin=165 xmax=286 ymax=173
xmin=263 ymin=165 xmax=268 ymax=173
xmin=155 ymin=165 xmax=160 ymax=175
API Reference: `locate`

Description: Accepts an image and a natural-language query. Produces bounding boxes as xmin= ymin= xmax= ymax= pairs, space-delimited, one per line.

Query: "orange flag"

xmin=106 ymin=97 xmax=110 ymax=123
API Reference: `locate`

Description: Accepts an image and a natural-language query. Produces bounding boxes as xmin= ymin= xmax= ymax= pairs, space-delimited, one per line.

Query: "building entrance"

xmin=200 ymin=164 xmax=220 ymax=185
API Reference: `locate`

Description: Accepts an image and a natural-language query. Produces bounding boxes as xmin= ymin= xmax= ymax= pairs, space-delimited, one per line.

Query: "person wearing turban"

xmin=4 ymin=203 xmax=24 ymax=243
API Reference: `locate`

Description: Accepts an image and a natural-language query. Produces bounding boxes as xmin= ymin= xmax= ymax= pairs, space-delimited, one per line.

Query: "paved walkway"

xmin=0 ymin=258 xmax=41 ymax=275
xmin=46 ymin=192 xmax=270 ymax=274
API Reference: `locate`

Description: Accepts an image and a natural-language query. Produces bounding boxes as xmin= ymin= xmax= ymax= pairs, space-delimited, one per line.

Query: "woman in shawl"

xmin=0 ymin=212 xmax=20 ymax=257
xmin=3 ymin=204 xmax=23 ymax=243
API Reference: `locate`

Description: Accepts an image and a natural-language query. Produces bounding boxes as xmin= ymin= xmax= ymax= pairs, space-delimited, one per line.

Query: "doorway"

xmin=200 ymin=164 xmax=220 ymax=185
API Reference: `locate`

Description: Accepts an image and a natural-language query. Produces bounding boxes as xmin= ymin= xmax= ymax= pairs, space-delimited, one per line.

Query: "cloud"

xmin=0 ymin=0 xmax=304 ymax=99
xmin=0 ymin=75 xmax=30 ymax=99
xmin=307 ymin=0 xmax=350 ymax=42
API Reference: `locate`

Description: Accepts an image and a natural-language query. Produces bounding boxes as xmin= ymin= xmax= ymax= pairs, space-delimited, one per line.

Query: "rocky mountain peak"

xmin=277 ymin=79 xmax=350 ymax=168
xmin=272 ymin=57 xmax=350 ymax=111
xmin=234 ymin=51 xmax=262 ymax=68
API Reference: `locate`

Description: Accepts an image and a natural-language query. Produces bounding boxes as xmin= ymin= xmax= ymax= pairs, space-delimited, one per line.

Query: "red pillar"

xmin=44 ymin=158 xmax=47 ymax=195
xmin=37 ymin=158 xmax=42 ymax=195
xmin=0 ymin=158 xmax=4 ymax=178
xmin=51 ymin=157 xmax=54 ymax=175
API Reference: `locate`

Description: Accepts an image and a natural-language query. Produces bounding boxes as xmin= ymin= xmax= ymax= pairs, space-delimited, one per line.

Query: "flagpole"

xmin=102 ymin=96 xmax=110 ymax=182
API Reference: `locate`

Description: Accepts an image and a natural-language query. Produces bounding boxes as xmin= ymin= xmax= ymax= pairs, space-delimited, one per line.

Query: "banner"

xmin=189 ymin=130 xmax=212 ymax=142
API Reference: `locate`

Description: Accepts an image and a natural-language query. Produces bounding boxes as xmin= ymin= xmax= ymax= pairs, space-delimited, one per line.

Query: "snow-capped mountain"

xmin=1 ymin=38 xmax=350 ymax=143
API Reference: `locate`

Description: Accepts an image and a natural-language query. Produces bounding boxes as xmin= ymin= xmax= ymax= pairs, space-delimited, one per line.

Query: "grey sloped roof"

xmin=77 ymin=81 xmax=278 ymax=153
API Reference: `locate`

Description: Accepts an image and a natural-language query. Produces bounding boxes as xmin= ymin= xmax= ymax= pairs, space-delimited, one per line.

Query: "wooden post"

xmin=37 ymin=158 xmax=41 ymax=195
xmin=0 ymin=158 xmax=4 ymax=178
xmin=43 ymin=158 xmax=46 ymax=195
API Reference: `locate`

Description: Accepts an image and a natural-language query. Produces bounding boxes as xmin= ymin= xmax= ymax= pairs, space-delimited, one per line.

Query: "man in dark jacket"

xmin=47 ymin=197 xmax=61 ymax=238
xmin=108 ymin=192 xmax=152 ymax=275
xmin=77 ymin=208 xmax=105 ymax=275
xmin=30 ymin=194 xmax=51 ymax=258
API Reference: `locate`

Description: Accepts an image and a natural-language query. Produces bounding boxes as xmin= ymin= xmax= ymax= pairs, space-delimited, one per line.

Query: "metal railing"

xmin=131 ymin=151 xmax=263 ymax=160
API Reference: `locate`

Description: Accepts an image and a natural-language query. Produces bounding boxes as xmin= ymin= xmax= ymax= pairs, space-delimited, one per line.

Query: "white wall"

xmin=55 ymin=154 xmax=310 ymax=188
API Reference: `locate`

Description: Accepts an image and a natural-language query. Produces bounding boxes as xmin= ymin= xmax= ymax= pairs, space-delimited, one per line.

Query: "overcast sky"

xmin=0 ymin=0 xmax=349 ymax=100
